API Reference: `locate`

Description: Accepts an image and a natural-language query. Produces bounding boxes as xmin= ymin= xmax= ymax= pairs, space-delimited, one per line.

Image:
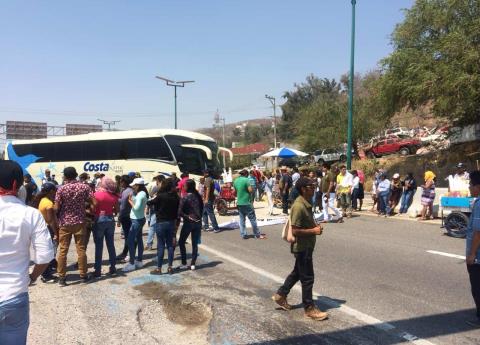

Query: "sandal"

xmin=150 ymin=268 xmax=162 ymax=275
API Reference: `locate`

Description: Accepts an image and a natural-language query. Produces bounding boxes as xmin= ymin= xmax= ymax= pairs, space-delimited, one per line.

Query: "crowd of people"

xmin=1 ymin=157 xmax=480 ymax=344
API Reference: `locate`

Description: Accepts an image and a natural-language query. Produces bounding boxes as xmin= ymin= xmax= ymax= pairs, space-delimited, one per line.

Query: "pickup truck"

xmin=364 ymin=137 xmax=422 ymax=158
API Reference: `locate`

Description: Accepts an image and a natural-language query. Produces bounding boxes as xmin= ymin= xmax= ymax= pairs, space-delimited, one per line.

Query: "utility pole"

xmin=346 ymin=0 xmax=356 ymax=170
xmin=214 ymin=110 xmax=226 ymax=167
xmin=97 ymin=119 xmax=121 ymax=131
xmin=155 ymin=76 xmax=195 ymax=129
xmin=265 ymin=94 xmax=277 ymax=148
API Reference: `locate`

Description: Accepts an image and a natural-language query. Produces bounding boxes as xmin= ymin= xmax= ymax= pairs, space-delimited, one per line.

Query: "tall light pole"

xmin=97 ymin=119 xmax=121 ymax=131
xmin=346 ymin=0 xmax=356 ymax=170
xmin=265 ymin=94 xmax=277 ymax=148
xmin=155 ymin=76 xmax=195 ymax=129
xmin=214 ymin=110 xmax=226 ymax=167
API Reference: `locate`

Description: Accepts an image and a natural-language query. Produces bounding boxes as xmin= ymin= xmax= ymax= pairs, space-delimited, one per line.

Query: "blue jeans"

xmin=146 ymin=213 xmax=157 ymax=247
xmin=93 ymin=217 xmax=116 ymax=272
xmin=379 ymin=191 xmax=391 ymax=215
xmin=238 ymin=204 xmax=261 ymax=238
xmin=202 ymin=200 xmax=219 ymax=230
xmin=128 ymin=218 xmax=145 ymax=264
xmin=155 ymin=220 xmax=175 ymax=268
xmin=178 ymin=220 xmax=202 ymax=265
xmin=399 ymin=190 xmax=414 ymax=213
xmin=0 ymin=292 xmax=29 ymax=345
xmin=119 ymin=215 xmax=132 ymax=257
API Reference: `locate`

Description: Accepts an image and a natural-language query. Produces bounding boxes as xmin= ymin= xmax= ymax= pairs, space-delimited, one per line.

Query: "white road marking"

xmin=199 ymin=243 xmax=437 ymax=345
xmin=426 ymin=250 xmax=466 ymax=260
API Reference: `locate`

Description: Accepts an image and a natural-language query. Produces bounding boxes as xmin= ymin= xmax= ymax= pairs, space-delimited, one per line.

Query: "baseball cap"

xmin=456 ymin=162 xmax=465 ymax=168
xmin=295 ymin=177 xmax=314 ymax=191
xmin=128 ymin=171 xmax=136 ymax=178
xmin=130 ymin=177 xmax=145 ymax=186
xmin=393 ymin=173 xmax=400 ymax=179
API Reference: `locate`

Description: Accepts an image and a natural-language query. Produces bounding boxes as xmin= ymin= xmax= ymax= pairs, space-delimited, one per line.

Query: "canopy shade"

xmin=260 ymin=147 xmax=309 ymax=158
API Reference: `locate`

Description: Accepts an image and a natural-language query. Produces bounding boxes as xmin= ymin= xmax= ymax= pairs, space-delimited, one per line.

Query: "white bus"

xmin=4 ymin=129 xmax=232 ymax=185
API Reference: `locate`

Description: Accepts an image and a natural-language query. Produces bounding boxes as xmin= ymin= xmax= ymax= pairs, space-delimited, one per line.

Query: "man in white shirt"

xmin=0 ymin=160 xmax=54 ymax=345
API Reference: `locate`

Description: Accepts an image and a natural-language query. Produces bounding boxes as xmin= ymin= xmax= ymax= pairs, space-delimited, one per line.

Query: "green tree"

xmin=379 ymin=0 xmax=480 ymax=126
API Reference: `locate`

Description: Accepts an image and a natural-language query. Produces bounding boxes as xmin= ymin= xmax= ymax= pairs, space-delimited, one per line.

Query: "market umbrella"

xmin=260 ymin=147 xmax=309 ymax=159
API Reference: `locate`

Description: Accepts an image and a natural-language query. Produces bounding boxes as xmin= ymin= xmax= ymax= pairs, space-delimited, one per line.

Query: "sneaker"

xmin=466 ymin=318 xmax=480 ymax=327
xmin=190 ymin=265 xmax=196 ymax=271
xmin=93 ymin=270 xmax=102 ymax=278
xmin=80 ymin=274 xmax=92 ymax=283
xmin=177 ymin=264 xmax=188 ymax=270
xmin=58 ymin=277 xmax=67 ymax=286
xmin=122 ymin=263 xmax=136 ymax=272
xmin=272 ymin=293 xmax=292 ymax=311
xmin=124 ymin=255 xmax=130 ymax=262
xmin=304 ymin=306 xmax=328 ymax=321
xmin=242 ymin=235 xmax=248 ymax=240
xmin=41 ymin=275 xmax=56 ymax=283
xmin=116 ymin=254 xmax=126 ymax=262
xmin=134 ymin=260 xmax=144 ymax=269
xmin=108 ymin=267 xmax=117 ymax=275
xmin=213 ymin=228 xmax=221 ymax=233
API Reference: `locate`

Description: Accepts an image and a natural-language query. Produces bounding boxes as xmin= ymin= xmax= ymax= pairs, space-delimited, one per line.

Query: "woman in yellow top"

xmin=32 ymin=182 xmax=59 ymax=282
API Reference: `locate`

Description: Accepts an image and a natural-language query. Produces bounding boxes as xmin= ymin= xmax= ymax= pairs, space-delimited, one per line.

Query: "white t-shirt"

xmin=0 ymin=196 xmax=54 ymax=302
xmin=352 ymin=176 xmax=360 ymax=189
xmin=292 ymin=172 xmax=301 ymax=185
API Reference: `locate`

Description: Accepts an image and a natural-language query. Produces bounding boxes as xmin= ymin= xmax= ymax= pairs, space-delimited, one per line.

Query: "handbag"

xmin=281 ymin=216 xmax=296 ymax=243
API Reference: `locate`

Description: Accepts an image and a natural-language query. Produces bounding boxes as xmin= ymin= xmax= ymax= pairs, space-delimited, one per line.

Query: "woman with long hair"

xmin=123 ymin=178 xmax=149 ymax=272
xmin=93 ymin=177 xmax=119 ymax=277
xmin=177 ymin=179 xmax=204 ymax=271
xmin=148 ymin=178 xmax=179 ymax=275
xmin=33 ymin=182 xmax=59 ymax=282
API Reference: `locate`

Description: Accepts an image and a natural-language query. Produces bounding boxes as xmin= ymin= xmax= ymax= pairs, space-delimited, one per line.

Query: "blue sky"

xmin=0 ymin=0 xmax=413 ymax=131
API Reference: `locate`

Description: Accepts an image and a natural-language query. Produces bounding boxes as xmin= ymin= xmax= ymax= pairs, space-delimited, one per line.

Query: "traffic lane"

xmin=201 ymin=216 xmax=479 ymax=345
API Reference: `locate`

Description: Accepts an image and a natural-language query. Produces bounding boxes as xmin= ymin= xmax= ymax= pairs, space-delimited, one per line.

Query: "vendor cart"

xmin=440 ymin=196 xmax=474 ymax=238
xmin=215 ymin=184 xmax=237 ymax=216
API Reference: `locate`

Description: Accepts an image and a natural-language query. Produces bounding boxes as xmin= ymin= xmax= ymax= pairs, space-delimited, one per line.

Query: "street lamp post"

xmin=155 ymin=76 xmax=195 ymax=129
xmin=265 ymin=95 xmax=277 ymax=149
xmin=346 ymin=0 xmax=356 ymax=170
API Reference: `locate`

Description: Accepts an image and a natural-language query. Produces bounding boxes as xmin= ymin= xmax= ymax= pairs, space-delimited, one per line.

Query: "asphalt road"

xmin=28 ymin=213 xmax=480 ymax=345
xmin=200 ymin=214 xmax=480 ymax=345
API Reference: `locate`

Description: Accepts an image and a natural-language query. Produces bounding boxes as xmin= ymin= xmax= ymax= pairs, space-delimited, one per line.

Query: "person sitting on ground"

xmin=0 ymin=160 xmax=54 ymax=345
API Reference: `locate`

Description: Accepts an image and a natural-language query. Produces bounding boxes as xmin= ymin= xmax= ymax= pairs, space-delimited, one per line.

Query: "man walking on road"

xmin=321 ymin=163 xmax=342 ymax=223
xmin=0 ymin=161 xmax=54 ymax=345
xmin=466 ymin=170 xmax=480 ymax=327
xmin=233 ymin=169 xmax=266 ymax=240
xmin=55 ymin=167 xmax=94 ymax=286
xmin=272 ymin=177 xmax=328 ymax=321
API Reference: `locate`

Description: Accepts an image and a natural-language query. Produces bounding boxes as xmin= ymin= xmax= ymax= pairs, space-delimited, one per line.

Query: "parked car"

xmin=385 ymin=127 xmax=411 ymax=137
xmin=278 ymin=156 xmax=310 ymax=168
xmin=313 ymin=148 xmax=347 ymax=164
xmin=364 ymin=137 xmax=422 ymax=158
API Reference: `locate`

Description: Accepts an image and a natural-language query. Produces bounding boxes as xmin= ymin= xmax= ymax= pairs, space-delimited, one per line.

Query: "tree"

xmin=379 ymin=0 xmax=480 ymax=126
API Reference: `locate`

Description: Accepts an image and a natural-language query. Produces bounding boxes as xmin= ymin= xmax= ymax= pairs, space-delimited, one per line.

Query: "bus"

xmin=4 ymin=128 xmax=232 ymax=185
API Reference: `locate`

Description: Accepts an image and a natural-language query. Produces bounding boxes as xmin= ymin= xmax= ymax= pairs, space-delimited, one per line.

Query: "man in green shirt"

xmin=233 ymin=170 xmax=266 ymax=240
xmin=272 ymin=177 xmax=328 ymax=321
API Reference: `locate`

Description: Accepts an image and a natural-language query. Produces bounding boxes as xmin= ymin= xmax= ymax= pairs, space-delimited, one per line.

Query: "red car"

xmin=364 ymin=136 xmax=422 ymax=158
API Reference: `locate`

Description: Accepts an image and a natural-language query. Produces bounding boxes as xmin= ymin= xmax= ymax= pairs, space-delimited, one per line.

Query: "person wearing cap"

xmin=32 ymin=182 xmax=59 ymax=282
xmin=455 ymin=163 xmax=470 ymax=181
xmin=389 ymin=173 xmax=403 ymax=215
xmin=466 ymin=171 xmax=480 ymax=327
xmin=0 ymin=160 xmax=54 ymax=344
xmin=54 ymin=167 xmax=94 ymax=286
xmin=233 ymin=169 xmax=266 ymax=239
xmin=123 ymin=177 xmax=149 ymax=272
xmin=272 ymin=177 xmax=328 ymax=321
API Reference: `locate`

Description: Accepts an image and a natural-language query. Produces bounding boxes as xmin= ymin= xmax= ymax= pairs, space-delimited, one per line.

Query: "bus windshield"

xmin=164 ymin=135 xmax=223 ymax=176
